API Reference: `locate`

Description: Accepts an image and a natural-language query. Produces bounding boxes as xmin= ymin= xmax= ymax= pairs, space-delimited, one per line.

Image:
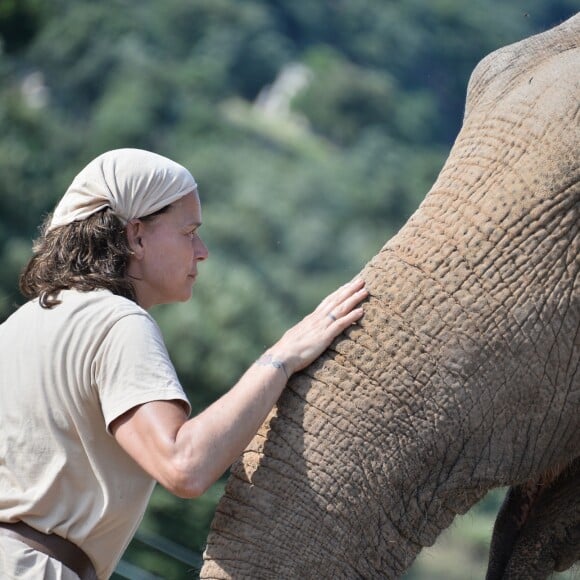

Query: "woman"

xmin=0 ymin=149 xmax=368 ymax=579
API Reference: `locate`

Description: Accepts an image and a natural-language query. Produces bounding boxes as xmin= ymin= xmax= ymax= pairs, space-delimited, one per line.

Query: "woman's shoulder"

xmin=62 ymin=288 xmax=149 ymax=319
xmin=51 ymin=289 xmax=161 ymax=346
xmin=3 ymin=289 xmax=152 ymax=334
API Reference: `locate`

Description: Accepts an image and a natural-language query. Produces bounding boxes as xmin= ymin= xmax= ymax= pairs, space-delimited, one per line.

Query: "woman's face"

xmin=127 ymin=191 xmax=208 ymax=309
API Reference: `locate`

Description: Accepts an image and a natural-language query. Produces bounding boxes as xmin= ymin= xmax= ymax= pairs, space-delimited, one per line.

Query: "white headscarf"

xmin=48 ymin=148 xmax=197 ymax=231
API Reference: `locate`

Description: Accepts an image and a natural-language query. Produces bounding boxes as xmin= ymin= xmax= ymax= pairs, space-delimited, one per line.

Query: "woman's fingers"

xmin=271 ymin=278 xmax=368 ymax=376
xmin=318 ymin=278 xmax=364 ymax=307
xmin=320 ymin=278 xmax=367 ymax=323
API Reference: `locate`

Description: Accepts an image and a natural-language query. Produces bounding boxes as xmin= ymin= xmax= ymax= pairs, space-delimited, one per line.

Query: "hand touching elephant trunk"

xmin=201 ymin=14 xmax=580 ymax=580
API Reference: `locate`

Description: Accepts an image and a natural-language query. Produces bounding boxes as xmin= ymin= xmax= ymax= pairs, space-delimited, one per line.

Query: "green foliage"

xmin=0 ymin=1 xmax=577 ymax=576
xmin=295 ymin=47 xmax=399 ymax=145
xmin=0 ymin=0 xmax=46 ymax=54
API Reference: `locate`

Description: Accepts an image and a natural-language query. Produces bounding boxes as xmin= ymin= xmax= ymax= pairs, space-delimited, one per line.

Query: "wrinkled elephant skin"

xmin=201 ymin=15 xmax=580 ymax=580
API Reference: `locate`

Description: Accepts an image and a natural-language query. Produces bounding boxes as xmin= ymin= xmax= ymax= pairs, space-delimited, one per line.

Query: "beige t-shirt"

xmin=0 ymin=289 xmax=191 ymax=579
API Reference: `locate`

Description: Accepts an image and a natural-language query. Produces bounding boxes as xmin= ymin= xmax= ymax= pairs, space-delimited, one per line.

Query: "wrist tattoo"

xmin=256 ymin=353 xmax=289 ymax=379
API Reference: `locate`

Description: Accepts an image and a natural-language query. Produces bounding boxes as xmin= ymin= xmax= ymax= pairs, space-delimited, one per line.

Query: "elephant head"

xmin=201 ymin=14 xmax=580 ymax=579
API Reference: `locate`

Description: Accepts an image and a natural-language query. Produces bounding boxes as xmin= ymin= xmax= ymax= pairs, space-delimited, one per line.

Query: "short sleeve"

xmin=93 ymin=313 xmax=192 ymax=431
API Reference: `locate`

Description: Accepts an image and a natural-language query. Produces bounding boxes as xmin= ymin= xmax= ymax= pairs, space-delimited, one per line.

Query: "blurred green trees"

xmin=0 ymin=1 xmax=577 ymax=577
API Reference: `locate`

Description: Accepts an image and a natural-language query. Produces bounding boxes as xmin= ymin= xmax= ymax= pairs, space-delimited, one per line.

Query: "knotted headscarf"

xmin=48 ymin=148 xmax=197 ymax=231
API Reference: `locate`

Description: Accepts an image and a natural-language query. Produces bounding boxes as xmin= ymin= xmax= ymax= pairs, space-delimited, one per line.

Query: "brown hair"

xmin=19 ymin=208 xmax=137 ymax=308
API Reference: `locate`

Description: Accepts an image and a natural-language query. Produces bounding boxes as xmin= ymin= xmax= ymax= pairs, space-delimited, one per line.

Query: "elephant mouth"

xmin=486 ymin=457 xmax=580 ymax=579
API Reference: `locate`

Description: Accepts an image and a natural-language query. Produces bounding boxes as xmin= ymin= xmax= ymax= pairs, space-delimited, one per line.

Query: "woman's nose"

xmin=195 ymin=237 xmax=209 ymax=261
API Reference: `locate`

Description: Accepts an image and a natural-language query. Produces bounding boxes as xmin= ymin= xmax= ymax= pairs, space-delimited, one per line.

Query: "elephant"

xmin=200 ymin=14 xmax=580 ymax=579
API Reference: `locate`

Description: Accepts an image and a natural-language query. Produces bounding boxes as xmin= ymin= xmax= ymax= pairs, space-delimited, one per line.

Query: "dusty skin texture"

xmin=201 ymin=15 xmax=579 ymax=580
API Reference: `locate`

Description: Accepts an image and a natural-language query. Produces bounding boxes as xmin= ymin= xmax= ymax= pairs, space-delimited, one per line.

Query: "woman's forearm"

xmin=174 ymin=353 xmax=289 ymax=496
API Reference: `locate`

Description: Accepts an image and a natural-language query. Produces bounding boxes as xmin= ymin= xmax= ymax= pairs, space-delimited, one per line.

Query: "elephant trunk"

xmin=201 ymin=14 xmax=580 ymax=579
xmin=201 ymin=239 xmax=523 ymax=578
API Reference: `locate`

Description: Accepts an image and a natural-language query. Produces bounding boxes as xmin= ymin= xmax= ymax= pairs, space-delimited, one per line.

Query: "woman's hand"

xmin=268 ymin=278 xmax=368 ymax=376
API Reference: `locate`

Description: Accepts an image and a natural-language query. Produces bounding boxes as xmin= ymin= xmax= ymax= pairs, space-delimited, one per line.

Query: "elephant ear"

xmin=463 ymin=13 xmax=580 ymax=119
xmin=486 ymin=458 xmax=580 ymax=579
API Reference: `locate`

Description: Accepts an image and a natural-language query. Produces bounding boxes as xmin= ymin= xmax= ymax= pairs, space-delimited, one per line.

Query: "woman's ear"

xmin=126 ymin=219 xmax=145 ymax=259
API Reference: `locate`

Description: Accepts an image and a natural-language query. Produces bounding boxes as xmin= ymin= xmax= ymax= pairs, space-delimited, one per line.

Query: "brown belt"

xmin=0 ymin=521 xmax=97 ymax=579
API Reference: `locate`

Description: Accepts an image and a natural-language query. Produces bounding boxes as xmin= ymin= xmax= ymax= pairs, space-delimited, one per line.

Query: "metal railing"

xmin=113 ymin=529 xmax=203 ymax=579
